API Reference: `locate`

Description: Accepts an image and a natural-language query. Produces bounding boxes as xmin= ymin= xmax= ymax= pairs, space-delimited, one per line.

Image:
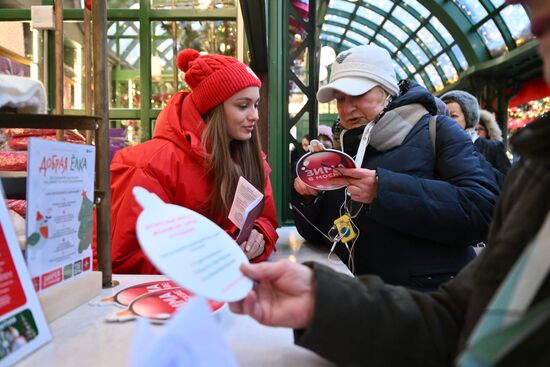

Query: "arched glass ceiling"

xmin=319 ymin=0 xmax=532 ymax=92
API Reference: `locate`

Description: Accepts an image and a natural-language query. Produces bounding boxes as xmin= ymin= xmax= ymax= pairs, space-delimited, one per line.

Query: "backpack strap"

xmin=428 ymin=115 xmax=437 ymax=156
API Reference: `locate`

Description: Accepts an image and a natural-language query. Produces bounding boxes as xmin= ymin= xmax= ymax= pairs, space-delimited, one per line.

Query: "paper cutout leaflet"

xmin=133 ymin=187 xmax=253 ymax=302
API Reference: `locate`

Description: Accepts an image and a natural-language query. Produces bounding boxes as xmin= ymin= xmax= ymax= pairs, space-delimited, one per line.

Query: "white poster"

xmin=25 ymin=139 xmax=95 ymax=292
xmin=0 ymin=185 xmax=51 ymax=365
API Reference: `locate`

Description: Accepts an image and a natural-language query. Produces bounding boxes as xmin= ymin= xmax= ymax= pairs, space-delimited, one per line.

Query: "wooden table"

xmin=17 ymin=227 xmax=351 ymax=366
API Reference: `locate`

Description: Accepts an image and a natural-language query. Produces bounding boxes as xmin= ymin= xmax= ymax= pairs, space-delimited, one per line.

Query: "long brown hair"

xmin=202 ymin=104 xmax=265 ymax=217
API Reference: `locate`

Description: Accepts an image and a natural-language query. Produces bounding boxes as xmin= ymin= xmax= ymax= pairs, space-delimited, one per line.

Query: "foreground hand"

xmin=240 ymin=229 xmax=265 ymax=260
xmin=229 ymin=260 xmax=315 ymax=329
xmin=330 ymin=167 xmax=378 ymax=204
xmin=294 ymin=177 xmax=320 ymax=197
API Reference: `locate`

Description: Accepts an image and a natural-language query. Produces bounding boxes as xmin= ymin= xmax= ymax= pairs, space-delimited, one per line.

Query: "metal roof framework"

xmin=318 ymin=0 xmax=534 ymax=93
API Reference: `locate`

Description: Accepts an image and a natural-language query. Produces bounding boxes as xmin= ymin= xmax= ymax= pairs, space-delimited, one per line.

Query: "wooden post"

xmin=92 ymin=0 xmax=114 ymax=288
xmin=84 ymin=7 xmax=93 ymax=145
xmin=54 ymin=0 xmax=64 ymax=141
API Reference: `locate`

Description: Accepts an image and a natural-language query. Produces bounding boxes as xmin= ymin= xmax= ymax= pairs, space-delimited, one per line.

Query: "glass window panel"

xmin=452 ymin=0 xmax=487 ymax=24
xmin=500 ymin=5 xmax=533 ymax=46
xmin=478 ymin=19 xmax=507 ymax=57
xmin=414 ymin=73 xmax=427 ymax=88
xmin=325 ymin=14 xmax=349 ymax=26
xmin=109 ymin=0 xmax=139 ymax=8
xmin=451 ymin=45 xmax=469 ymax=70
xmin=397 ymin=51 xmax=416 ymax=73
xmin=151 ymin=0 xmax=235 ymax=9
xmin=347 ymin=30 xmax=370 ymax=45
xmin=110 ymin=119 xmax=141 ymax=145
xmin=424 ymin=64 xmax=444 ymax=91
xmin=0 ymin=21 xmax=33 ymax=77
xmin=122 ymin=23 xmax=139 ymax=36
xmin=351 ymin=21 xmax=374 ymax=36
xmin=342 ymin=40 xmax=356 ymax=49
xmin=63 ymin=0 xmax=139 ymax=8
xmin=320 ymin=34 xmax=341 ymax=44
xmin=108 ymin=21 xmax=140 ymax=109
xmin=405 ymin=39 xmax=429 ymax=65
xmin=323 ymin=24 xmax=346 ymax=35
xmin=392 ymin=6 xmax=420 ymax=31
xmin=290 ymin=47 xmax=310 ymax=89
xmin=150 ymin=20 xmax=237 ymax=108
xmin=369 ymin=0 xmax=393 ymax=13
xmin=384 ymin=20 xmax=409 ymax=42
xmin=395 ymin=63 xmax=408 ymax=80
xmin=402 ymin=0 xmax=430 ymax=19
xmin=376 ymin=34 xmax=397 ymax=53
xmin=417 ymin=27 xmax=443 ymax=55
xmin=330 ymin=0 xmax=356 ymax=14
xmin=0 ymin=1 xmax=41 ymax=8
xmin=429 ymin=17 xmax=454 ymax=46
xmin=356 ymin=7 xmax=385 ymax=25
xmin=437 ymin=53 xmax=459 ymax=84
xmin=488 ymin=0 xmax=505 ymax=7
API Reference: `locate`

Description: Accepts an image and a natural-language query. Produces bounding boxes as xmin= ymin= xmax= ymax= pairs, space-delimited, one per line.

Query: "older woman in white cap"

xmin=291 ymin=44 xmax=500 ymax=291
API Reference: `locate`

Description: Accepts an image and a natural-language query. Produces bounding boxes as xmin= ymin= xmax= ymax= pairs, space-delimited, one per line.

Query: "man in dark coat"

xmin=230 ymin=0 xmax=550 ymax=365
xmin=292 ymin=44 xmax=500 ymax=291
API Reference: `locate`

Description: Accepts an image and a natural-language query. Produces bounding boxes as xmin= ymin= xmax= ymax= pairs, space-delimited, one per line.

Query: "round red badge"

xmin=296 ymin=149 xmax=356 ymax=190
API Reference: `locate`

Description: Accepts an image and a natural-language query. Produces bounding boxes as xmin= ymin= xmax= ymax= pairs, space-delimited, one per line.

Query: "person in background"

xmin=230 ymin=0 xmax=550 ymax=365
xmin=441 ymin=90 xmax=511 ymax=175
xmin=317 ymin=125 xmax=334 ymax=149
xmin=291 ymin=44 xmax=500 ymax=291
xmin=110 ymin=49 xmax=278 ymax=274
xmin=476 ymin=109 xmax=504 ymax=141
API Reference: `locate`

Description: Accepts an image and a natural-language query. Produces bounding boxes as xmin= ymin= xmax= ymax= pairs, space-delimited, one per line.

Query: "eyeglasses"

xmin=475 ymin=127 xmax=487 ymax=132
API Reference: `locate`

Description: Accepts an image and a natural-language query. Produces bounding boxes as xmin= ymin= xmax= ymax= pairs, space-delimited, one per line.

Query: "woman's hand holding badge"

xmin=240 ymin=229 xmax=265 ymax=260
xmin=330 ymin=167 xmax=378 ymax=204
xmin=294 ymin=177 xmax=320 ymax=197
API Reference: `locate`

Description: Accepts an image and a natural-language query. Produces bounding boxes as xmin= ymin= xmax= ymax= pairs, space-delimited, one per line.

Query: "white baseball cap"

xmin=317 ymin=44 xmax=399 ymax=103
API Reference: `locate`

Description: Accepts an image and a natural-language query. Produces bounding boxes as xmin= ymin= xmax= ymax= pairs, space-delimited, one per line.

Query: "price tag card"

xmin=133 ymin=187 xmax=252 ymax=302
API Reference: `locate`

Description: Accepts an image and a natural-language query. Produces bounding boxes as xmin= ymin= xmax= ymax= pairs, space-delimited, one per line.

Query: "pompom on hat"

xmin=176 ymin=49 xmax=261 ymax=114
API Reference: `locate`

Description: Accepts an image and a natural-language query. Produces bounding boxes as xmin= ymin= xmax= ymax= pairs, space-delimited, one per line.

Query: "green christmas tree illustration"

xmin=78 ymin=191 xmax=94 ymax=253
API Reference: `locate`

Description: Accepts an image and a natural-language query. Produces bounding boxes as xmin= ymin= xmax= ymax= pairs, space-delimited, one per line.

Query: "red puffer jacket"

xmin=110 ymin=92 xmax=278 ymax=274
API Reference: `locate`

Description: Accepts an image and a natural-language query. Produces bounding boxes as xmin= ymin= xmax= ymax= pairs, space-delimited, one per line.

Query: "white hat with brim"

xmin=316 ymin=44 xmax=399 ymax=103
xmin=317 ymin=77 xmax=379 ymax=103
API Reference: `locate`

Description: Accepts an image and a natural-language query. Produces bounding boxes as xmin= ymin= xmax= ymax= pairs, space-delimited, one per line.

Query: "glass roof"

xmin=319 ymin=0 xmax=533 ymax=92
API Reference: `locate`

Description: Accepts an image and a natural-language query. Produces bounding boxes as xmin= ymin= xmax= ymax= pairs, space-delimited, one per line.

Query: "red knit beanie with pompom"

xmin=176 ymin=49 xmax=261 ymax=114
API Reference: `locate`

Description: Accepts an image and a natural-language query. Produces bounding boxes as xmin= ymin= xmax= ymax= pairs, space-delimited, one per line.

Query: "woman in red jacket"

xmin=110 ymin=49 xmax=278 ymax=274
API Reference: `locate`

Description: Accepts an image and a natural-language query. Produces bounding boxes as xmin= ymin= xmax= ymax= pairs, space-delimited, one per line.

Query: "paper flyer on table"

xmin=134 ymin=187 xmax=253 ymax=302
xmin=0 ymin=184 xmax=51 ymax=366
xmin=25 ymin=139 xmax=95 ymax=292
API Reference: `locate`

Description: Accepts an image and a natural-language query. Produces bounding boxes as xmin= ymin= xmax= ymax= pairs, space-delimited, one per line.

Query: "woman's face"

xmin=334 ymin=86 xmax=388 ymax=130
xmin=223 ymin=86 xmax=260 ymax=141
xmin=475 ymin=123 xmax=488 ymax=139
xmin=446 ymin=102 xmax=467 ymax=129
